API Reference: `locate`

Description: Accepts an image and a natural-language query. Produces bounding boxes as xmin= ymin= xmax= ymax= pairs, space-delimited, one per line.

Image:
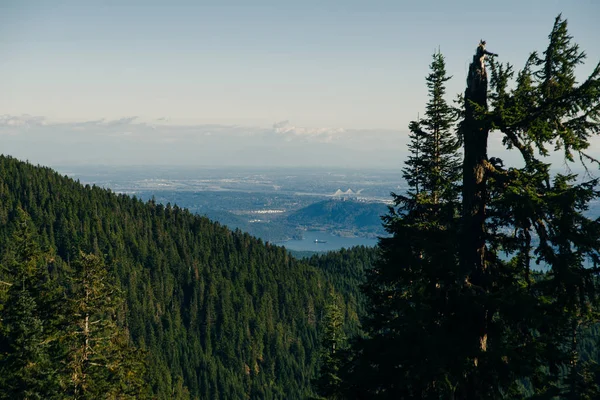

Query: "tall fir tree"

xmin=405 ymin=50 xmax=462 ymax=206
xmin=397 ymin=50 xmax=461 ymax=225
xmin=347 ymin=50 xmax=462 ymax=398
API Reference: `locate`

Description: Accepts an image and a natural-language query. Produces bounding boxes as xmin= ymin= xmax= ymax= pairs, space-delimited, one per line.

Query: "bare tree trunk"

xmin=457 ymin=42 xmax=492 ymax=400
xmin=462 ymin=42 xmax=490 ymax=279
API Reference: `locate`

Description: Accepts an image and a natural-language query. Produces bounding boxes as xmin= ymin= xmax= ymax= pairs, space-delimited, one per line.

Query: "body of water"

xmin=280 ymin=230 xmax=379 ymax=252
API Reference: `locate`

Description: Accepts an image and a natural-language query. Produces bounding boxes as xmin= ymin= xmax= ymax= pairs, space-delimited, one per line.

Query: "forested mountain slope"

xmin=305 ymin=247 xmax=377 ymax=335
xmin=287 ymin=200 xmax=388 ymax=237
xmin=0 ymin=155 xmax=374 ymax=399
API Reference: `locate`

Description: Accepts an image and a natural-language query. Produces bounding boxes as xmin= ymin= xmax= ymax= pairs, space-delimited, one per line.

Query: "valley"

xmin=56 ymin=165 xmax=399 ymax=247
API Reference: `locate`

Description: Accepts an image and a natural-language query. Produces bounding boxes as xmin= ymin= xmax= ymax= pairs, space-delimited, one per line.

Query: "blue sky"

xmin=1 ymin=0 xmax=599 ymax=167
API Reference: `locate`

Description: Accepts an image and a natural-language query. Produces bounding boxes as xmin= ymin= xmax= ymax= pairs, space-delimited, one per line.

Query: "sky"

xmin=1 ymin=0 xmax=599 ymax=167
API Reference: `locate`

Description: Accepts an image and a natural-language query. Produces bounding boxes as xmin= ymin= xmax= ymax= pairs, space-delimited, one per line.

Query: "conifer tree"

xmin=61 ymin=252 xmax=148 ymax=399
xmin=395 ymin=51 xmax=462 ymax=230
xmin=403 ymin=51 xmax=462 ymax=207
xmin=1 ymin=290 xmax=53 ymax=399
xmin=349 ymin=15 xmax=600 ymax=399
xmin=449 ymin=15 xmax=600 ymax=398
xmin=0 ymin=209 xmax=61 ymax=399
xmin=315 ymin=289 xmax=346 ymax=399
xmin=347 ymin=50 xmax=461 ymax=399
xmin=403 ymin=120 xmax=427 ymax=198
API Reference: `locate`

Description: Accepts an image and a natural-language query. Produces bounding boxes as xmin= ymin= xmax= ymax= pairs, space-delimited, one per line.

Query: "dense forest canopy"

xmin=0 ymin=154 xmax=377 ymax=399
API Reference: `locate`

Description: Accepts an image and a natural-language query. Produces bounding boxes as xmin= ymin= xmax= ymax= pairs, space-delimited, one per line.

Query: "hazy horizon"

xmin=2 ymin=1 xmax=600 ymax=168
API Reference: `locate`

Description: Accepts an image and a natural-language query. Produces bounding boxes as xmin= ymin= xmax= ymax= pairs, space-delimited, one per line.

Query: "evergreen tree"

xmin=403 ymin=120 xmax=427 ymax=198
xmin=61 ymin=252 xmax=148 ymax=399
xmin=403 ymin=51 xmax=461 ymax=207
xmin=346 ymin=50 xmax=461 ymax=399
xmin=349 ymin=15 xmax=600 ymax=399
xmin=0 ymin=209 xmax=61 ymax=399
xmin=453 ymin=15 xmax=600 ymax=398
xmin=1 ymin=289 xmax=52 ymax=399
xmin=315 ymin=289 xmax=346 ymax=399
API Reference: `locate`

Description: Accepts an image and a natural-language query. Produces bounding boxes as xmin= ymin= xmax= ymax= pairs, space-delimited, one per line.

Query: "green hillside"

xmin=0 ymin=155 xmax=374 ymax=399
xmin=287 ymin=200 xmax=388 ymax=237
xmin=200 ymin=208 xmax=300 ymax=243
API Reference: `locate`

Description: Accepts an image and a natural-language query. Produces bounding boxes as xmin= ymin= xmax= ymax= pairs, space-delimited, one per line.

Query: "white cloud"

xmin=272 ymin=120 xmax=346 ymax=143
xmin=0 ymin=113 xmax=408 ymax=167
xmin=99 ymin=116 xmax=138 ymax=127
xmin=0 ymin=114 xmax=47 ymax=128
xmin=2 ymin=113 xmax=597 ymax=170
